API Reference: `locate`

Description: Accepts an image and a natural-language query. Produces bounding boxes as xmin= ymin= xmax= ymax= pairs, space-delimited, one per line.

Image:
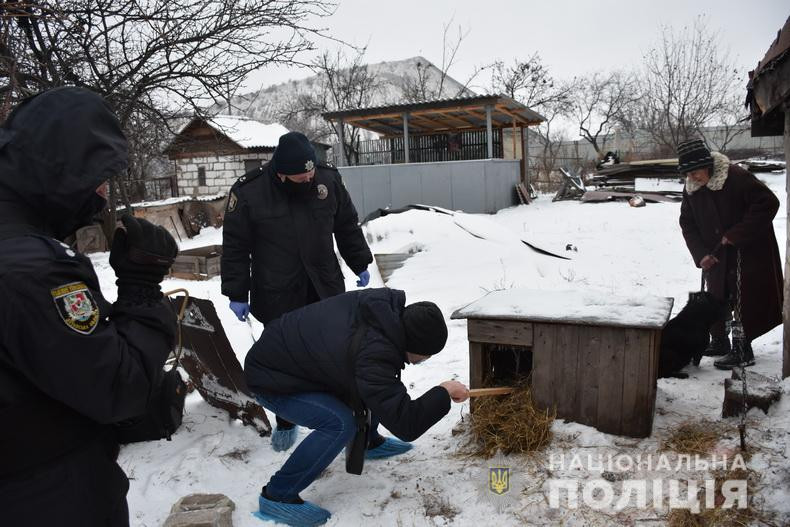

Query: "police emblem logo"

xmin=317 ymin=183 xmax=328 ymax=200
xmin=51 ymin=282 xmax=100 ymax=335
xmin=304 ymin=159 xmax=315 ymax=171
xmin=227 ymin=191 xmax=238 ymax=212
xmin=489 ymin=467 xmax=510 ymax=495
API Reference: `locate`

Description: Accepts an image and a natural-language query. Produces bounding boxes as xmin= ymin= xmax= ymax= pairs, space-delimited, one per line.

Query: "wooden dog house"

xmin=452 ymin=289 xmax=673 ymax=438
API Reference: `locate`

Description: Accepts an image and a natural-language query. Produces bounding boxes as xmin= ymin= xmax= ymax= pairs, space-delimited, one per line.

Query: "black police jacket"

xmin=0 ymin=88 xmax=176 ymax=478
xmin=244 ymin=288 xmax=451 ymax=442
xmin=221 ymin=162 xmax=372 ymax=324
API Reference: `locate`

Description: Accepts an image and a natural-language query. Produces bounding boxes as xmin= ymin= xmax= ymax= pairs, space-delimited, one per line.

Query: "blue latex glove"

xmin=229 ymin=301 xmax=250 ymax=321
xmin=356 ymin=269 xmax=370 ymax=287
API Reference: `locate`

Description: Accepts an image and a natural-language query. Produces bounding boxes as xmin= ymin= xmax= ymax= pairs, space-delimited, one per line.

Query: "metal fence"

xmin=338 ymin=158 xmax=521 ymax=219
xmin=332 ymin=129 xmax=504 ymax=166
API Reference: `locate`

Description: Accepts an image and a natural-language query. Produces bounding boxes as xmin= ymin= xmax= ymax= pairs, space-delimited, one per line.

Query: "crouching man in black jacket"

xmin=244 ymin=287 xmax=469 ymax=526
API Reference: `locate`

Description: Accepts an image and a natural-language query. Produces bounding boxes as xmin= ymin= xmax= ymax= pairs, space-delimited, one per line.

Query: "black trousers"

xmin=0 ymin=436 xmax=129 ymax=526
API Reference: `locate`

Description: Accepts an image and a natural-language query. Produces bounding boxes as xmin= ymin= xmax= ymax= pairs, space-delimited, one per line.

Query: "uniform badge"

xmin=317 ymin=184 xmax=328 ymax=200
xmin=227 ymin=191 xmax=238 ymax=212
xmin=51 ymin=282 xmax=100 ymax=335
xmin=304 ymin=160 xmax=315 ymax=171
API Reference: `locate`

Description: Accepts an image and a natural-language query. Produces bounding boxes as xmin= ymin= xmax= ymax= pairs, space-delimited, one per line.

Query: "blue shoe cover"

xmin=365 ymin=437 xmax=413 ymax=459
xmin=271 ymin=426 xmax=298 ymax=452
xmin=254 ymin=495 xmax=330 ymax=526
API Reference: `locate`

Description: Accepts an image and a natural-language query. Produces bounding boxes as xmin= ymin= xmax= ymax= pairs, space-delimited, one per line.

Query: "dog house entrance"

xmin=483 ymin=344 xmax=533 ymax=386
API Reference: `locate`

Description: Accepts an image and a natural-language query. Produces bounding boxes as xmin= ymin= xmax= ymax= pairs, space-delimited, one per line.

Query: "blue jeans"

xmin=256 ymin=392 xmax=382 ymax=501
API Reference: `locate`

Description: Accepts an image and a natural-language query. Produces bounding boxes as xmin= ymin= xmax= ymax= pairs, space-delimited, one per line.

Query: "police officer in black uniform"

xmin=0 ymin=87 xmax=178 ymax=526
xmin=221 ymin=131 xmax=373 ymax=451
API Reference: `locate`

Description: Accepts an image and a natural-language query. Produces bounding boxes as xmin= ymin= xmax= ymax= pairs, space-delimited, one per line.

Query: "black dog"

xmin=658 ymin=292 xmax=725 ymax=379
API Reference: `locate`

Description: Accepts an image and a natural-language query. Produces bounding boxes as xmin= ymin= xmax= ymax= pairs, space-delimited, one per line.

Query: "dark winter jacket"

xmin=0 ymin=88 xmax=176 ymax=524
xmin=244 ymin=288 xmax=452 ymax=442
xmin=221 ymin=162 xmax=372 ymax=324
xmin=679 ymin=152 xmax=783 ymax=340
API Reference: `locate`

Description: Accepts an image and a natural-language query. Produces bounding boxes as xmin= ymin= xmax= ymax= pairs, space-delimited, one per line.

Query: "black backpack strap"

xmin=344 ymin=319 xmax=370 ymax=475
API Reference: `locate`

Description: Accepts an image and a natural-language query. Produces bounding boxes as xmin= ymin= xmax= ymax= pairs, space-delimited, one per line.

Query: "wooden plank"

xmin=594 ymin=328 xmax=624 ymax=433
xmin=554 ymin=325 xmax=581 ymax=423
xmin=531 ymin=323 xmax=556 ymax=412
xmin=469 ymin=342 xmax=485 ymax=389
xmin=374 ymin=253 xmax=411 ymax=263
xmin=577 ymin=326 xmax=602 ymax=427
xmin=468 ymin=387 xmax=514 ymax=397
xmin=169 ymin=271 xmax=209 ymax=281
xmin=647 ymin=329 xmax=661 ymax=419
xmin=621 ymin=329 xmax=653 ymax=437
xmin=467 ymin=319 xmax=533 ymax=347
xmin=596 ymin=328 xmax=627 ymax=435
xmin=171 ymin=255 xmax=201 ymax=274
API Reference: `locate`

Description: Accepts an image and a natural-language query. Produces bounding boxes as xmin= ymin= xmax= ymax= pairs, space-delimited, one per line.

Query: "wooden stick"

xmin=468 ymin=387 xmax=515 ymax=397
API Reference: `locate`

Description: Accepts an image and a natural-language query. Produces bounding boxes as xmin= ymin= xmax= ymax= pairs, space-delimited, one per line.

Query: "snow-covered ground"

xmin=91 ymin=171 xmax=790 ymax=526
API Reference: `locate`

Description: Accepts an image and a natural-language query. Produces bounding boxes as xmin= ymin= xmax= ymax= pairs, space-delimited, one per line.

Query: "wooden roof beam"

xmin=429 ymin=109 xmax=479 ymax=128
xmin=408 ymin=113 xmax=458 ymax=129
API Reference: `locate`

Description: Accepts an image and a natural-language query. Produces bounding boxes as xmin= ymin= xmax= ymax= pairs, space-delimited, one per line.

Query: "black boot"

xmin=703 ymin=336 xmax=730 ymax=357
xmin=714 ymin=342 xmax=755 ymax=370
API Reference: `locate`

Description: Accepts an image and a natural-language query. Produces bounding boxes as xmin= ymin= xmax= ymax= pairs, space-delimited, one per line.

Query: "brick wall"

xmin=175 ymin=153 xmax=273 ymax=196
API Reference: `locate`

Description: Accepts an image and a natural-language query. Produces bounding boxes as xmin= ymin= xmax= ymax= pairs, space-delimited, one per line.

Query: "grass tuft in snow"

xmin=667 ymin=466 xmax=774 ymax=527
xmin=661 ymin=420 xmax=724 ymax=456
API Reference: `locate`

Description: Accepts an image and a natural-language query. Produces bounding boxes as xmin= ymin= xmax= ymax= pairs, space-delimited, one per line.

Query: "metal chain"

xmin=734 ymin=250 xmax=743 ymax=322
xmin=733 ymin=250 xmax=749 ymax=451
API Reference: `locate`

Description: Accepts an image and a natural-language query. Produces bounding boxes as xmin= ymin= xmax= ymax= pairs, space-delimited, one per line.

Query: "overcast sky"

xmin=243 ymin=0 xmax=788 ymax=95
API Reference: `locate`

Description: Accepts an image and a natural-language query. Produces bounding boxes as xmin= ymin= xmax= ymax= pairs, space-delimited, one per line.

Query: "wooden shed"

xmin=452 ymin=289 xmax=673 ymax=438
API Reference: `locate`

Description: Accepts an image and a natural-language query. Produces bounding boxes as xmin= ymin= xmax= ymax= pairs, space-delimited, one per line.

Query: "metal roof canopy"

xmin=321 ymin=94 xmax=545 ymax=136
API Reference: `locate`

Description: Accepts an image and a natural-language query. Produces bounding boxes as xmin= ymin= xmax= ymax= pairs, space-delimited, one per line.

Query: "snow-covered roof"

xmin=205 ymin=115 xmax=289 ymax=149
xmin=451 ymin=288 xmax=674 ymax=329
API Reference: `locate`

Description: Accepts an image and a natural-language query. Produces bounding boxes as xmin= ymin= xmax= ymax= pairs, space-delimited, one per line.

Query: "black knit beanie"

xmin=677 ymin=139 xmax=713 ymax=174
xmin=402 ymin=301 xmax=448 ymax=355
xmin=272 ymin=131 xmax=317 ymax=175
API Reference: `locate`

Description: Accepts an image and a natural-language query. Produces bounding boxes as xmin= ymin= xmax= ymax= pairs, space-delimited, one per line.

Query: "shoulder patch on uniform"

xmin=51 ymin=282 xmax=100 ymax=335
xmin=236 ymin=167 xmax=264 ymax=187
xmin=226 ymin=190 xmax=238 ymax=212
xmin=317 ymin=183 xmax=329 ymax=200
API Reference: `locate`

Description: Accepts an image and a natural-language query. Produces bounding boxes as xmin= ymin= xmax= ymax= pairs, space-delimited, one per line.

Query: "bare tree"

xmin=0 ymin=0 xmax=334 ymax=205
xmin=278 ymin=48 xmax=382 ymax=164
xmin=532 ymin=93 xmax=575 ymax=179
xmin=571 ymin=70 xmax=639 ymax=157
xmin=705 ymin=90 xmax=750 ymax=153
xmin=638 ymin=16 xmax=743 ymax=153
xmin=490 ymin=55 xmax=577 ymax=179
xmin=400 ymin=18 xmax=480 ymax=103
xmin=489 ymin=54 xmax=575 ymax=108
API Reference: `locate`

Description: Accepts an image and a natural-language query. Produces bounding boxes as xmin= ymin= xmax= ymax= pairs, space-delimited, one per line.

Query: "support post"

xmin=337 ymin=119 xmax=346 ymax=166
xmin=523 ymin=125 xmax=531 ymax=196
xmin=485 ymin=105 xmax=493 ymax=158
xmin=402 ymin=113 xmax=410 ymax=164
xmin=511 ymin=117 xmax=517 ymax=160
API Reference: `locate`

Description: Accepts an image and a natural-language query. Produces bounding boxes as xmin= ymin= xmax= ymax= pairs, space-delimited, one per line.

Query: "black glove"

xmin=110 ymin=215 xmax=178 ymax=301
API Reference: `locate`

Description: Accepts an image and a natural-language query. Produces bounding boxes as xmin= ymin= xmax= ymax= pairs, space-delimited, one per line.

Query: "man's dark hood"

xmin=0 ymin=87 xmax=127 ymax=239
